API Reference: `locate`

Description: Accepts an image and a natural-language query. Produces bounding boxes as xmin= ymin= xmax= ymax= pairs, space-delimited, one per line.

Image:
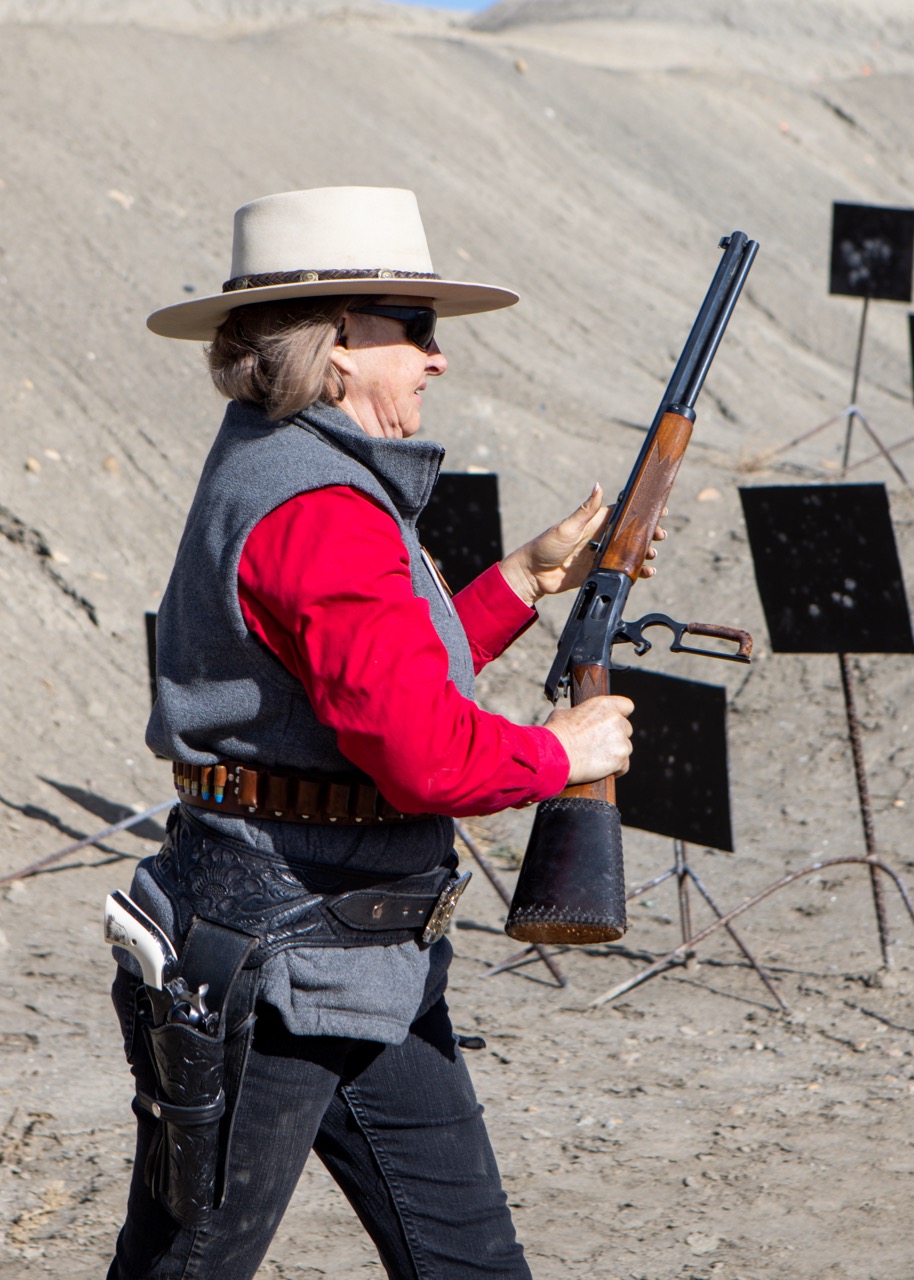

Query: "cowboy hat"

xmin=147 ymin=186 xmax=519 ymax=340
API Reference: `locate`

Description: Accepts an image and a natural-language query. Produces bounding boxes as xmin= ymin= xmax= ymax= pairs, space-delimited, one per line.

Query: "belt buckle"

xmin=422 ymin=871 xmax=472 ymax=945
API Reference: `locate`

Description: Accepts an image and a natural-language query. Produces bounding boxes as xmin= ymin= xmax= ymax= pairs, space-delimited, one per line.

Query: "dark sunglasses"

xmin=348 ymin=304 xmax=438 ymax=352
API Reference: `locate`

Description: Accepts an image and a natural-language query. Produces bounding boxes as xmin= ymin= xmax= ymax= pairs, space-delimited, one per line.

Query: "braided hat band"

xmin=223 ymin=268 xmax=441 ymax=293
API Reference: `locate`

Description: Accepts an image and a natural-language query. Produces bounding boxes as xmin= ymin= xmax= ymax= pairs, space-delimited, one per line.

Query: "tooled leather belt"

xmin=172 ymin=760 xmax=427 ymax=826
xmin=157 ymin=801 xmax=469 ymax=956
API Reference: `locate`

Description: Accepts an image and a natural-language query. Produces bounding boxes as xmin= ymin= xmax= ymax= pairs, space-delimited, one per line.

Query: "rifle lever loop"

xmin=614 ymin=613 xmax=752 ymax=665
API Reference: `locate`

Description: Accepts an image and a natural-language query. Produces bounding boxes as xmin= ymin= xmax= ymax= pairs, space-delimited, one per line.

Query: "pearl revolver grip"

xmin=505 ymin=232 xmax=759 ymax=946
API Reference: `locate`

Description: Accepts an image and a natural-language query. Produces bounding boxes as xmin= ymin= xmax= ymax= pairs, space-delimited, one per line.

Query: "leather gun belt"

xmin=172 ymin=760 xmax=427 ymax=826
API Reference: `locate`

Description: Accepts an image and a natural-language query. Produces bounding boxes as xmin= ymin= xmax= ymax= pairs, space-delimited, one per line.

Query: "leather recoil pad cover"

xmin=505 ymin=797 xmax=628 ymax=944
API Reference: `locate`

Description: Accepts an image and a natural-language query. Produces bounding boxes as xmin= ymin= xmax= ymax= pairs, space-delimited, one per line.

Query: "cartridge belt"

xmin=172 ymin=760 xmax=427 ymax=826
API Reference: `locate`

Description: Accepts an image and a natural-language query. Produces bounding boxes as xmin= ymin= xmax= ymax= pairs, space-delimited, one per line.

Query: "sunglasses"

xmin=348 ymin=304 xmax=438 ymax=352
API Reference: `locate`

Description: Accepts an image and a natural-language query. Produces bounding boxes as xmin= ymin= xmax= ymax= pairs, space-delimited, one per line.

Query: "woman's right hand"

xmin=544 ymin=695 xmax=635 ymax=785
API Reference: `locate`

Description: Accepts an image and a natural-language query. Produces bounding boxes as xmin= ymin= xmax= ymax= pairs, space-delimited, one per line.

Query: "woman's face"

xmin=331 ymin=295 xmax=447 ymax=439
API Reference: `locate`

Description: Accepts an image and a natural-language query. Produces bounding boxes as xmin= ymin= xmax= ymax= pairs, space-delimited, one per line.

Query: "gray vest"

xmin=133 ymin=400 xmax=479 ymax=1041
xmin=146 ymin=399 xmax=475 ymax=876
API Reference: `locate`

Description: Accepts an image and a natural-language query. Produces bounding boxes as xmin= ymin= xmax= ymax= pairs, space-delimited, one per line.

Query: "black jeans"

xmin=107 ymin=970 xmax=531 ymax=1279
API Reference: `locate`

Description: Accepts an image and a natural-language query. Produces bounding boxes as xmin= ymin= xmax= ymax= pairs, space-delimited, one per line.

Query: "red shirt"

xmin=237 ymin=485 xmax=569 ymax=816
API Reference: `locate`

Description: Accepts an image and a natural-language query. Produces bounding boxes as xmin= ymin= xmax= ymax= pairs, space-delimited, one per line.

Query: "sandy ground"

xmin=1 ymin=1 xmax=914 ymax=1276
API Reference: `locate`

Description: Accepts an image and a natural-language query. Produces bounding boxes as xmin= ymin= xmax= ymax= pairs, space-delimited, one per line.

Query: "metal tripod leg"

xmin=839 ymin=653 xmax=892 ymax=966
xmin=678 ymin=844 xmax=790 ymax=1014
xmin=629 ymin=840 xmax=789 ymax=1013
xmin=592 ymin=853 xmax=914 ymax=1009
xmin=675 ymin=839 xmax=694 ymax=952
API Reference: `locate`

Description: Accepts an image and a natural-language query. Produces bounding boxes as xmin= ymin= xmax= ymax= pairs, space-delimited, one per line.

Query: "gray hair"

xmin=206 ymin=296 xmax=364 ymax=421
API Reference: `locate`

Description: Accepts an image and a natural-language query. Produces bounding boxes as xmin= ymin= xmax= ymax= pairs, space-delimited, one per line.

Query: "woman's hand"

xmin=498 ymin=484 xmax=666 ymax=609
xmin=544 ymin=694 xmax=635 ymax=784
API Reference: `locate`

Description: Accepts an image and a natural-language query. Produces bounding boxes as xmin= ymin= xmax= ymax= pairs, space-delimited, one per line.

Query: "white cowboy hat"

xmin=147 ymin=186 xmax=519 ymax=340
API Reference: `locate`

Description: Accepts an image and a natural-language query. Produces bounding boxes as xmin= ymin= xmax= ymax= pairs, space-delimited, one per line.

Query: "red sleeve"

xmin=237 ymin=486 xmax=569 ymax=816
xmin=453 ymin=563 xmax=538 ymax=675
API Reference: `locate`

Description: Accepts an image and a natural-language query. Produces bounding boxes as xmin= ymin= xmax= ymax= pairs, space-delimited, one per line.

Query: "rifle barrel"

xmin=604 ymin=231 xmax=757 ymax=543
xmin=681 ymin=235 xmax=758 ymax=407
xmin=663 ymin=231 xmax=758 ymax=413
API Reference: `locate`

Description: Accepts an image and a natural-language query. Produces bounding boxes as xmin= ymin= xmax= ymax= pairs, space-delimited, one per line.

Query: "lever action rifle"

xmin=505 ymin=231 xmax=759 ymax=946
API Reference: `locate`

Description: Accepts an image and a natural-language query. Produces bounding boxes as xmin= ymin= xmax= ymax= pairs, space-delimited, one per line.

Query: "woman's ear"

xmin=329 ymin=320 xmax=355 ymax=382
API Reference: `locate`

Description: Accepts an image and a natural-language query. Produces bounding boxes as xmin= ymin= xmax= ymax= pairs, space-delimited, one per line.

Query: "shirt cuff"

xmin=516 ymin=723 xmax=572 ymax=806
xmin=453 ymin=562 xmax=538 ymax=664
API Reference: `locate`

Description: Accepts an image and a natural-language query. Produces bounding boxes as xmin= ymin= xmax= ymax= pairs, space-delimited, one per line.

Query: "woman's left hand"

xmin=498 ymin=484 xmax=666 ymax=609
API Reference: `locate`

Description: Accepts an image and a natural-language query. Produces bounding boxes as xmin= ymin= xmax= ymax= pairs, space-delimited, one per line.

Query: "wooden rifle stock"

xmin=561 ymin=407 xmax=694 ymax=811
xmin=505 ymin=235 xmax=757 ymax=946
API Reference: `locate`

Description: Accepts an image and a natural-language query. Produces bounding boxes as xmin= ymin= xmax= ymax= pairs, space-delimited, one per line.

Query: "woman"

xmin=108 ymin=187 xmax=658 ymax=1280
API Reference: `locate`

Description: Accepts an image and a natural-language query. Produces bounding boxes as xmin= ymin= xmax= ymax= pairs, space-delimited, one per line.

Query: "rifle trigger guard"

xmin=616 ymin=613 xmax=752 ymax=664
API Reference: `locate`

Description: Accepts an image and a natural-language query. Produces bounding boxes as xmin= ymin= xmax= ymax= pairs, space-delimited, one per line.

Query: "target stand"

xmin=559 ymin=483 xmax=914 ymax=1012
xmin=758 ymin=201 xmax=914 ymax=484
xmin=739 ymin=481 xmax=914 ymax=968
xmin=608 ymin=666 xmax=788 ymax=1012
